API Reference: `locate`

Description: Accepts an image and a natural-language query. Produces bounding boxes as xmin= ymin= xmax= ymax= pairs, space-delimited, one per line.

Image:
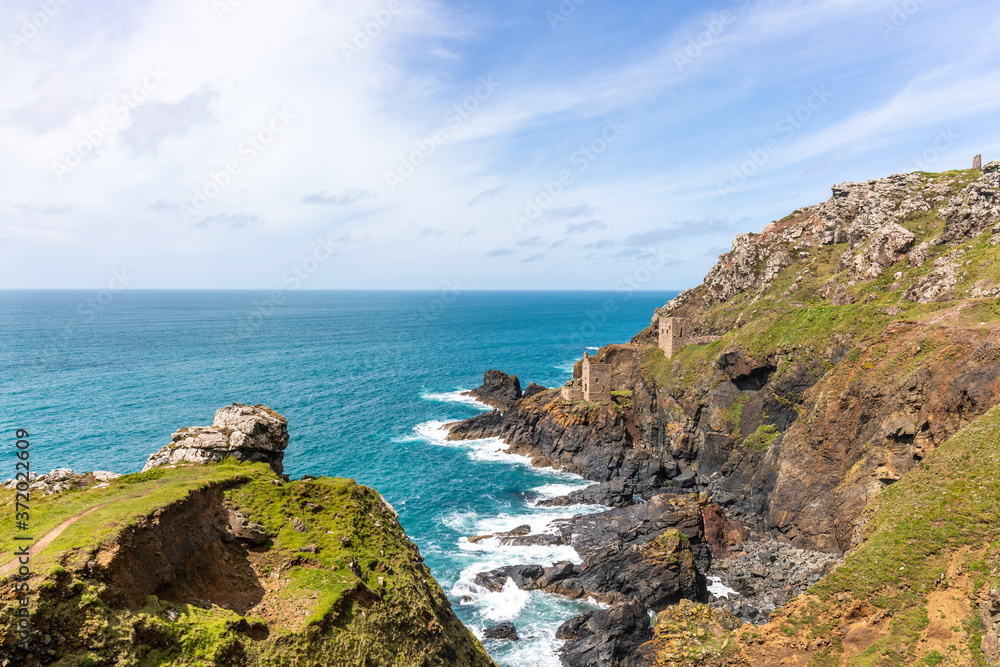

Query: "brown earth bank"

xmin=448 ymin=162 xmax=1000 ymax=665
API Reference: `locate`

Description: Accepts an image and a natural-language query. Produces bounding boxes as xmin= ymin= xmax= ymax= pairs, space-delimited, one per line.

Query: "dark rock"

xmin=673 ymin=471 xmax=697 ymax=488
xmin=292 ymin=518 xmax=307 ymax=533
xmin=463 ymin=370 xmax=523 ymax=412
xmin=701 ymin=504 xmax=749 ymax=559
xmin=524 ymin=382 xmax=547 ymax=399
xmin=557 ymin=601 xmax=652 ymax=667
xmin=539 ymin=561 xmax=578 ymax=587
xmin=483 ymin=622 xmax=519 ymax=641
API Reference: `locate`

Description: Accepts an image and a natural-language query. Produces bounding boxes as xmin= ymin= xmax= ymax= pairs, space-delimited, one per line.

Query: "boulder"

xmin=523 ymin=382 xmax=547 ymax=399
xmin=227 ymin=509 xmax=268 ymax=545
xmin=463 ymin=370 xmax=523 ymax=412
xmin=557 ymin=601 xmax=653 ymax=667
xmin=483 ymin=622 xmax=519 ymax=641
xmin=143 ymin=404 xmax=289 ymax=475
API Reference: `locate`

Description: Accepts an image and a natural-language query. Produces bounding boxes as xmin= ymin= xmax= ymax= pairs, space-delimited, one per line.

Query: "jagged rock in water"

xmin=143 ymin=403 xmax=289 ymax=475
xmin=462 ymin=370 xmax=523 ymax=411
xmin=482 ymin=622 xmax=519 ymax=641
xmin=557 ymin=601 xmax=652 ymax=667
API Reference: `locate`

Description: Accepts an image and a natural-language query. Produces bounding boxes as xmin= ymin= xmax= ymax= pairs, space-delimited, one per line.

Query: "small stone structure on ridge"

xmin=582 ymin=352 xmax=612 ymax=402
xmin=561 ymin=351 xmax=613 ymax=402
xmin=658 ymin=317 xmax=723 ymax=359
xmin=974 ymin=154 xmax=983 ymax=171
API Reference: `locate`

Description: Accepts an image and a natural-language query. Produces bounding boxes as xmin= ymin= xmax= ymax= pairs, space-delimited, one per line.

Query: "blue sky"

xmin=1 ymin=0 xmax=998 ymax=290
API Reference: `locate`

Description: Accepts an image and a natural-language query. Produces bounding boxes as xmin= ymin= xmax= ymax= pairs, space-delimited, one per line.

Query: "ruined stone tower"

xmin=659 ymin=317 xmax=687 ymax=359
xmin=974 ymin=154 xmax=983 ymax=171
xmin=582 ymin=352 xmax=612 ymax=402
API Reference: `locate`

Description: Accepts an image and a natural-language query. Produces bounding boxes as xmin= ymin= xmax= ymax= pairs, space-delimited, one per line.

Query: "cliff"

xmin=449 ymin=161 xmax=1000 ymax=665
xmin=0 ymin=405 xmax=495 ymax=667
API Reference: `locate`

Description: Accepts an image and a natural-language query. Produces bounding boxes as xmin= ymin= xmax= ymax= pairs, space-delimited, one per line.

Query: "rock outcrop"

xmin=462 ymin=370 xmax=523 ymax=411
xmin=143 ymin=403 xmax=290 ymax=475
xmin=556 ymin=601 xmax=652 ymax=667
xmin=1 ymin=406 xmax=496 ymax=667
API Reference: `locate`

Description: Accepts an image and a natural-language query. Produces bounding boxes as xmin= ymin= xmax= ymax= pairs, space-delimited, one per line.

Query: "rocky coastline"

xmin=447 ymin=161 xmax=1000 ymax=666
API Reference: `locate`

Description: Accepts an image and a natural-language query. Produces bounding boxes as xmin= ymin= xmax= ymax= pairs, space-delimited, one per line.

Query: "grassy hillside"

xmin=0 ymin=461 xmax=495 ymax=667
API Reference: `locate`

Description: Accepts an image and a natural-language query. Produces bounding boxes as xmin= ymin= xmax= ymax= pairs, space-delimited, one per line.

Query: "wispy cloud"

xmin=302 ymin=188 xmax=375 ymax=206
xmin=468 ymin=185 xmax=506 ymax=206
xmin=196 ymin=213 xmax=259 ymax=229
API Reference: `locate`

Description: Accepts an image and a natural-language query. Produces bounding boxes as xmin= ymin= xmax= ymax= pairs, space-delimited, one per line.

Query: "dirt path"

xmin=0 ymin=503 xmax=108 ymax=576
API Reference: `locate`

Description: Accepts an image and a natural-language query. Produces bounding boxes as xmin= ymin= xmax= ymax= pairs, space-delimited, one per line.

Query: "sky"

xmin=1 ymin=0 xmax=998 ymax=291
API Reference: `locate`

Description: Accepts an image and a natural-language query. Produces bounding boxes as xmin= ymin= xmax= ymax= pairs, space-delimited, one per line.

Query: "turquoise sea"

xmin=0 ymin=290 xmax=677 ymax=666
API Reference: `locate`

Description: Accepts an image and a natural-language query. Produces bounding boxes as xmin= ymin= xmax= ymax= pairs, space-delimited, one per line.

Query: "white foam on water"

xmin=529 ymin=481 xmax=595 ymax=502
xmin=585 ymin=346 xmax=600 ymax=351
xmin=421 ymin=390 xmax=493 ymax=411
xmin=408 ymin=417 xmax=610 ymax=667
xmin=553 ymin=358 xmax=578 ymax=374
xmin=411 ymin=420 xmax=572 ymax=472
xmin=708 ymin=576 xmax=739 ymax=599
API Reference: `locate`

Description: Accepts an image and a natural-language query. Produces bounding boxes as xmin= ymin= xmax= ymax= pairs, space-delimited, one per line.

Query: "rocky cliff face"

xmin=447 ymin=162 xmax=1000 ymax=665
xmin=1 ymin=406 xmax=495 ymax=667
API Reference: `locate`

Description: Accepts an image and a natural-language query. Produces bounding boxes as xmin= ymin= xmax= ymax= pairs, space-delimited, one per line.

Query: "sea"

xmin=0 ymin=290 xmax=678 ymax=666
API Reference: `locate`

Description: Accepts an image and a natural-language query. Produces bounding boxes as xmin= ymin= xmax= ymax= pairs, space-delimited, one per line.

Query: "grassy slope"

xmin=751 ymin=403 xmax=1000 ymax=666
xmin=0 ymin=461 xmax=495 ymax=667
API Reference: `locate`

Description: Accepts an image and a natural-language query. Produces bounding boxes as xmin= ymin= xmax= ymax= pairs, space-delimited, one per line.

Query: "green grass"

xmin=742 ymin=424 xmax=779 ymax=451
xmin=0 ymin=462 xmax=496 ymax=666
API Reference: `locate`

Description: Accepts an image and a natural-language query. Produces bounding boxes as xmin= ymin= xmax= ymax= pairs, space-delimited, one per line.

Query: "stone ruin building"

xmin=658 ymin=317 xmax=722 ymax=359
xmin=974 ymin=154 xmax=983 ymax=171
xmin=560 ymin=351 xmax=612 ymax=402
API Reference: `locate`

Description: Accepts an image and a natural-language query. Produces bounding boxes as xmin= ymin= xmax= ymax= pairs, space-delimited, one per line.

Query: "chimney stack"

xmin=973 ymin=154 xmax=983 ymax=171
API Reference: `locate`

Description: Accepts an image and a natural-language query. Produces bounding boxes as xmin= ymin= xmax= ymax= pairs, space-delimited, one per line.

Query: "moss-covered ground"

xmin=0 ymin=461 xmax=495 ymax=667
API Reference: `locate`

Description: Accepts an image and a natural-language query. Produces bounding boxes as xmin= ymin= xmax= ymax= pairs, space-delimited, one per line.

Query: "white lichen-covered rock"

xmin=143 ymin=403 xmax=289 ymax=475
xmin=903 ymin=251 xmax=964 ymax=304
xmin=847 ymin=223 xmax=916 ymax=280
xmin=941 ymin=161 xmax=1000 ymax=242
xmin=0 ymin=469 xmax=121 ymax=496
